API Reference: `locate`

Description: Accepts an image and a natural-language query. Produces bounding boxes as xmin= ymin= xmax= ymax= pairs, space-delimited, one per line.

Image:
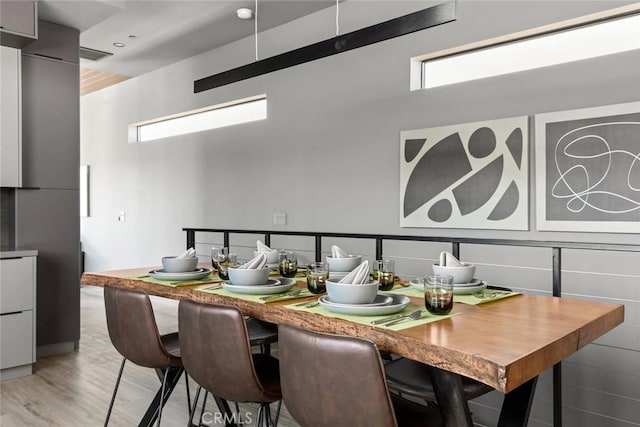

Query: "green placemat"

xmin=196 ymin=286 xmax=315 ymax=303
xmin=391 ymin=285 xmax=521 ymax=305
xmin=286 ymin=299 xmax=459 ymax=331
xmin=453 ymin=290 xmax=521 ymax=305
xmin=129 ymin=273 xmax=222 ymax=287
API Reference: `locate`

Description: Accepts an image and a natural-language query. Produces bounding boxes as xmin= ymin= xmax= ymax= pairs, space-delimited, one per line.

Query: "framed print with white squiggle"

xmin=535 ymin=102 xmax=640 ymax=233
xmin=400 ymin=116 xmax=529 ymax=230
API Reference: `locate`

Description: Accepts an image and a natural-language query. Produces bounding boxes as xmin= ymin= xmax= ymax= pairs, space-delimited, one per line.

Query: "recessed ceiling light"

xmin=128 ymin=35 xmax=136 ymax=39
xmin=113 ymin=42 xmax=125 ymax=48
xmin=236 ymin=8 xmax=254 ymax=20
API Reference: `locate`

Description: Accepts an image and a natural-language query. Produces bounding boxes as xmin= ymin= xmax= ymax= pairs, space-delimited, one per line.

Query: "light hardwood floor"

xmin=0 ymin=286 xmax=299 ymax=426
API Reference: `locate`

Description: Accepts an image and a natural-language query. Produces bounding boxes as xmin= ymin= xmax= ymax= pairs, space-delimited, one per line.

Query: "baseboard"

xmin=36 ymin=341 xmax=77 ymax=358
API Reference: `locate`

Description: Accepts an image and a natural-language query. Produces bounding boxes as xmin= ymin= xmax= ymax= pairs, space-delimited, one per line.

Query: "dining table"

xmin=81 ymin=265 xmax=624 ymax=427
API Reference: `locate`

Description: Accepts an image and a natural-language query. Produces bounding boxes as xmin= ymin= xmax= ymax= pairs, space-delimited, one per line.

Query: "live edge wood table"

xmin=82 ymin=267 xmax=624 ymax=427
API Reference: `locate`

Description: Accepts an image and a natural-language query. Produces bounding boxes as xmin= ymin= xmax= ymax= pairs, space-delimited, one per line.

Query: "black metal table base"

xmin=429 ymin=366 xmax=539 ymax=427
xmin=498 ymin=377 xmax=538 ymax=427
xmin=138 ymin=367 xmax=184 ymax=427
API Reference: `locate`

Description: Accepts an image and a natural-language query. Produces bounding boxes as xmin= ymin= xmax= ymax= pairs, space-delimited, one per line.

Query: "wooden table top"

xmin=81 ymin=266 xmax=624 ymax=394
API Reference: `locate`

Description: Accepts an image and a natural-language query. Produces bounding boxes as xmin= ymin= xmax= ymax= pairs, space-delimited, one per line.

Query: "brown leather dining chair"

xmin=384 ymin=356 xmax=493 ymax=406
xmin=178 ymin=299 xmax=282 ymax=427
xmin=278 ymin=323 xmax=442 ymax=427
xmin=103 ymin=285 xmax=191 ymax=427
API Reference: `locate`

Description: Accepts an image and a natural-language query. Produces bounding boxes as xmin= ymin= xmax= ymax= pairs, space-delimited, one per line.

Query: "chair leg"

xmin=256 ymin=405 xmax=263 ymax=426
xmin=264 ymin=404 xmax=272 ymax=427
xmin=187 ymin=385 xmax=202 ymax=427
xmin=184 ymin=374 xmax=192 ymax=416
xmin=260 ymin=343 xmax=271 ymax=355
xmin=199 ymin=390 xmax=209 ymax=427
xmin=104 ymin=357 xmax=127 ymax=427
xmin=156 ymin=368 xmax=170 ymax=427
xmin=272 ymin=400 xmax=282 ymax=426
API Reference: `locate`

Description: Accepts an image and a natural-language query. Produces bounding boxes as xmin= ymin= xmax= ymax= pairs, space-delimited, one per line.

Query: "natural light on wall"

xmin=421 ymin=13 xmax=640 ymax=89
xmin=130 ymin=95 xmax=267 ymax=143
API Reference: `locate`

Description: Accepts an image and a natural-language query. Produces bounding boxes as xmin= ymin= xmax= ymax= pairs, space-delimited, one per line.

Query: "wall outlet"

xmin=273 ymin=213 xmax=287 ymax=226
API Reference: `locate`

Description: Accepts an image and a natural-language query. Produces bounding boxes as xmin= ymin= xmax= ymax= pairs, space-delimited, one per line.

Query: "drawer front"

xmin=0 ymin=257 xmax=35 ymax=313
xmin=0 ymin=310 xmax=34 ymax=369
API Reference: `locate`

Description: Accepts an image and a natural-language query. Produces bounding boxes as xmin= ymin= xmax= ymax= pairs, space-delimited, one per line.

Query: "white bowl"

xmin=253 ymin=250 xmax=279 ymax=265
xmin=326 ymin=280 xmax=378 ymax=304
xmin=162 ymin=256 xmax=198 ymax=273
xmin=326 ymin=255 xmax=362 ymax=273
xmin=228 ymin=267 xmax=270 ymax=286
xmin=432 ymin=263 xmax=475 ymax=284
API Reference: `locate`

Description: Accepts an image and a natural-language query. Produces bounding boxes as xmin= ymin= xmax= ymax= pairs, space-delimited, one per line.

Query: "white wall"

xmin=81 ymin=1 xmax=640 ymax=426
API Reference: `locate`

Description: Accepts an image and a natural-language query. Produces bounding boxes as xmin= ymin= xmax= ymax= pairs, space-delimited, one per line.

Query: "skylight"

xmin=421 ymin=13 xmax=639 ymax=89
xmin=131 ymin=95 xmax=267 ymax=143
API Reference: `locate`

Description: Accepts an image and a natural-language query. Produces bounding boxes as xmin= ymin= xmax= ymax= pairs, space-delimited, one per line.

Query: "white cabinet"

xmin=0 ymin=45 xmax=22 ymax=187
xmin=0 ymin=255 xmax=36 ymax=380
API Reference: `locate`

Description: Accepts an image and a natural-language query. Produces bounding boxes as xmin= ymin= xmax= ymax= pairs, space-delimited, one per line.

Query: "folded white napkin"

xmin=256 ymin=240 xmax=273 ymax=252
xmin=331 ymin=245 xmax=349 ymax=258
xmin=238 ymin=253 xmax=268 ymax=269
xmin=439 ymin=251 xmax=463 ymax=267
xmin=339 ymin=260 xmax=370 ymax=284
xmin=176 ymin=247 xmax=196 ymax=258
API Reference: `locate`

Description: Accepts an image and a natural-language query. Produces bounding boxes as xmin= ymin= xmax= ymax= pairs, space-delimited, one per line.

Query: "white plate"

xmin=319 ymin=294 xmax=410 ymax=316
xmin=454 ymin=282 xmax=487 ymax=294
xmin=408 ymin=279 xmax=424 ymax=291
xmin=323 ymin=294 xmax=393 ymax=307
xmin=453 ymin=278 xmax=483 ymax=287
xmin=149 ymin=268 xmax=212 ymax=281
xmin=409 ymin=278 xmax=487 ymax=295
xmin=222 ymin=279 xmax=296 ymax=295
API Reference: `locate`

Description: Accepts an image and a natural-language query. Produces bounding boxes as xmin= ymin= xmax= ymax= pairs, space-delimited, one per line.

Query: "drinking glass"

xmin=373 ymin=259 xmax=395 ymax=291
xmin=278 ymin=251 xmax=298 ymax=278
xmin=217 ymin=253 xmax=237 ymax=281
xmin=211 ymin=246 xmax=229 ymax=271
xmin=306 ymin=262 xmax=329 ymax=294
xmin=424 ymin=274 xmax=454 ymax=315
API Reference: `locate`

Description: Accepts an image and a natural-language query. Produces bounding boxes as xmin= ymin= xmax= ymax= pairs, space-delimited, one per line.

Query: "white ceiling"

xmin=38 ymin=0 xmax=337 ymax=78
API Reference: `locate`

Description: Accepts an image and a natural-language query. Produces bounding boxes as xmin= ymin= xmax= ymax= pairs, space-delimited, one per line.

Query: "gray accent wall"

xmin=80 ymin=1 xmax=640 ymax=426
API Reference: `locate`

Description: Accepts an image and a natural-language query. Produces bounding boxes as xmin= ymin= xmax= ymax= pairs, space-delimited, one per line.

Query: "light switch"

xmin=273 ymin=213 xmax=287 ymax=225
xmin=117 ymin=211 xmax=126 ymax=222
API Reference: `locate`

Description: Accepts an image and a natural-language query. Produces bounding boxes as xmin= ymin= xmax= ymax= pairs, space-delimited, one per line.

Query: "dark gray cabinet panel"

xmin=15 ymin=188 xmax=79 ymax=347
xmin=21 ymin=55 xmax=79 ymax=189
xmin=22 ymin=20 xmax=77 ymax=63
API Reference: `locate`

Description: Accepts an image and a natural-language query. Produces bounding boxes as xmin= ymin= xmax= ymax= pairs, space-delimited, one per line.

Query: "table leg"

xmin=138 ymin=367 xmax=184 ymax=427
xmin=497 ymin=376 xmax=538 ymax=427
xmin=212 ymin=395 xmax=239 ymax=427
xmin=428 ymin=366 xmax=474 ymax=427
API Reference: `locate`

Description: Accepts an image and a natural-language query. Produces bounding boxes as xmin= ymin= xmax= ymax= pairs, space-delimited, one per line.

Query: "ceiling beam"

xmin=194 ymin=1 xmax=456 ymax=93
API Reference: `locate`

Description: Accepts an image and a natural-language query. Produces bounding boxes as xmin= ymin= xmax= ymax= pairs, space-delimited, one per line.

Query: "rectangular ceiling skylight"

xmin=422 ymin=14 xmax=640 ymax=89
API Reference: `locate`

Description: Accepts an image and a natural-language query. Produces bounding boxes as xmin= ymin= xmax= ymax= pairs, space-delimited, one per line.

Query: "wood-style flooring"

xmin=0 ymin=286 xmax=299 ymax=426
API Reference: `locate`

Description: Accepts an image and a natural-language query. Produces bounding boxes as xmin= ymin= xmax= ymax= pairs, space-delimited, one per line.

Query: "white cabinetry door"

xmin=0 ymin=45 xmax=21 ymax=187
xmin=0 ymin=256 xmax=36 ymax=378
xmin=0 ymin=257 xmax=34 ymax=313
xmin=0 ymin=311 xmax=33 ymax=369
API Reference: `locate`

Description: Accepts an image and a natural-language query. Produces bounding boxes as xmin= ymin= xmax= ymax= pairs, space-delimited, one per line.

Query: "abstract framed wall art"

xmin=535 ymin=102 xmax=640 ymax=233
xmin=400 ymin=116 xmax=529 ymax=230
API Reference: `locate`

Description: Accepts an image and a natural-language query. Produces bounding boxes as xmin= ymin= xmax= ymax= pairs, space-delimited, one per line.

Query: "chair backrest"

xmin=278 ymin=323 xmax=398 ymax=427
xmin=103 ymin=285 xmax=181 ymax=368
xmin=178 ymin=299 xmax=277 ymax=403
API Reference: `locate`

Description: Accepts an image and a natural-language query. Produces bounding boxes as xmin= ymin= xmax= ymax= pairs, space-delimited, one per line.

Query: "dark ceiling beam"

xmin=194 ymin=1 xmax=456 ymax=93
